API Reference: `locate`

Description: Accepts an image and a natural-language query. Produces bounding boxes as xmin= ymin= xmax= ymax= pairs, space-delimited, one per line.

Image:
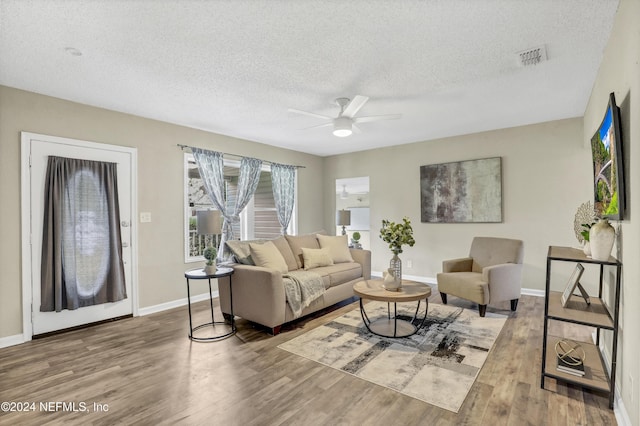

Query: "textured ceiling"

xmin=0 ymin=0 xmax=619 ymax=156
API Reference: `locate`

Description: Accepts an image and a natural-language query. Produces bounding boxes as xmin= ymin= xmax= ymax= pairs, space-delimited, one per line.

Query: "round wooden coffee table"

xmin=353 ymin=279 xmax=432 ymax=338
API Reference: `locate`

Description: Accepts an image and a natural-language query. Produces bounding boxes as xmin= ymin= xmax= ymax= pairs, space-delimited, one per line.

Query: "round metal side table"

xmin=184 ymin=267 xmax=235 ymax=341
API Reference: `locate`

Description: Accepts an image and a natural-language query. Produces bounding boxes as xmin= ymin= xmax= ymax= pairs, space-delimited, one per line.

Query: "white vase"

xmin=382 ymin=268 xmax=402 ymax=291
xmin=583 ymin=241 xmax=591 ymax=257
xmin=589 ymin=219 xmax=615 ymax=261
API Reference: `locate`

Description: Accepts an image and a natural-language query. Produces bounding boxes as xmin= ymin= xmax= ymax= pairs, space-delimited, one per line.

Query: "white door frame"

xmin=20 ymin=132 xmax=139 ymax=342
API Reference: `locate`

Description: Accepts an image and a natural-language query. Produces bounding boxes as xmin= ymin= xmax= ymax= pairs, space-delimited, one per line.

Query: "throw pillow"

xmin=226 ymin=239 xmax=267 ymax=265
xmin=249 ymin=241 xmax=288 ymax=274
xmin=285 ymin=233 xmax=320 ymax=269
xmin=271 ymin=236 xmax=299 ymax=271
xmin=316 ymin=234 xmax=353 ymax=263
xmin=301 ymin=247 xmax=334 ymax=270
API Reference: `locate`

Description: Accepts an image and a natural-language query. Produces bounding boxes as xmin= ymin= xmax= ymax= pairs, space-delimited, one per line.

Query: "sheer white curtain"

xmin=271 ymin=163 xmax=296 ymax=235
xmin=192 ymin=148 xmax=262 ymax=260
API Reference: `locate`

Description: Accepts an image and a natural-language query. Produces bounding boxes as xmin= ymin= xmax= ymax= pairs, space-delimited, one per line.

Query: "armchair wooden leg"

xmin=440 ymin=293 xmax=448 ymax=304
xmin=510 ymin=299 xmax=519 ymax=311
xmin=222 ymin=313 xmax=234 ymax=323
xmin=478 ymin=305 xmax=487 ymax=317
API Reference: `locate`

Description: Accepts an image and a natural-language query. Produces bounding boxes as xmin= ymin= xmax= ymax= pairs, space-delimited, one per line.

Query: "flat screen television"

xmin=590 ymin=92 xmax=625 ymax=220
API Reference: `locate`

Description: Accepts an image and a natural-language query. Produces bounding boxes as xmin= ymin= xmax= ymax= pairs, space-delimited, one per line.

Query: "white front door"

xmin=22 ymin=132 xmax=137 ymax=336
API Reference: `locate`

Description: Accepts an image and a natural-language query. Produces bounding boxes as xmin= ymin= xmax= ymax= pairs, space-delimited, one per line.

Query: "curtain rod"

xmin=177 ymin=144 xmax=305 ymax=169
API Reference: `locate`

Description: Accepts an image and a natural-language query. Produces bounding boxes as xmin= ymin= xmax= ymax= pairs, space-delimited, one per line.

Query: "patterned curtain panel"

xmin=191 ymin=149 xmax=226 ymax=212
xmin=192 ymin=148 xmax=262 ymax=260
xmin=229 ymin=156 xmax=263 ymax=227
xmin=40 ymin=156 xmax=127 ymax=312
xmin=192 ymin=148 xmax=227 ymax=259
xmin=271 ymin=163 xmax=296 ymax=235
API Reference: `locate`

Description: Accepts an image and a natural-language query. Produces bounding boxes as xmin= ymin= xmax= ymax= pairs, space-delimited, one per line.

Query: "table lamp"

xmin=336 ymin=209 xmax=351 ymax=236
xmin=197 ymin=210 xmax=222 ymax=271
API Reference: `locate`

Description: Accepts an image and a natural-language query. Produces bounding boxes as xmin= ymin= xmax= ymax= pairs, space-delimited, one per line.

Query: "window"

xmin=184 ymin=153 xmax=296 ymax=262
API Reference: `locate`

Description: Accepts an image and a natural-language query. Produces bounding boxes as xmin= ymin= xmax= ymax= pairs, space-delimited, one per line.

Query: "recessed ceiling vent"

xmin=516 ymin=45 xmax=547 ymax=67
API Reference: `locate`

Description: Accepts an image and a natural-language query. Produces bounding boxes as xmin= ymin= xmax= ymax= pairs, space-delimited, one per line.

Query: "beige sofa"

xmin=217 ymin=233 xmax=371 ymax=335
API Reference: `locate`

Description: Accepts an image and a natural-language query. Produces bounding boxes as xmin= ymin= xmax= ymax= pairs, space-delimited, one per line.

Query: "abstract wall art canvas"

xmin=420 ymin=157 xmax=502 ymax=223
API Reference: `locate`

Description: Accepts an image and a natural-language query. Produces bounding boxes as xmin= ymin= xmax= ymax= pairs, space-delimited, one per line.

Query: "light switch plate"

xmin=140 ymin=212 xmax=151 ymax=223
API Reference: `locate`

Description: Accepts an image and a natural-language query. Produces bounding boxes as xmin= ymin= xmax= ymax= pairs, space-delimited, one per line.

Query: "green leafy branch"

xmin=379 ymin=217 xmax=415 ymax=255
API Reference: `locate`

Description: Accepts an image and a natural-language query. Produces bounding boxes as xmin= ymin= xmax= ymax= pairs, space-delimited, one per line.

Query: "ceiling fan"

xmin=338 ymin=184 xmax=368 ymax=199
xmin=288 ymin=95 xmax=401 ymax=137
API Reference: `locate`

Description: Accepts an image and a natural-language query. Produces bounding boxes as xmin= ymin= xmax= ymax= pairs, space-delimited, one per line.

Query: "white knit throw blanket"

xmin=282 ymin=270 xmax=326 ymax=318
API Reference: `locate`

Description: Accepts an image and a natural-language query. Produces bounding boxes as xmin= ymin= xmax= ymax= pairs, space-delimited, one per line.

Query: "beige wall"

xmin=324 ymin=118 xmax=591 ymax=290
xmin=0 ymin=86 xmax=324 ymax=339
xmin=583 ymin=0 xmax=640 ymax=422
xmin=322 ymin=1 xmax=640 ymax=420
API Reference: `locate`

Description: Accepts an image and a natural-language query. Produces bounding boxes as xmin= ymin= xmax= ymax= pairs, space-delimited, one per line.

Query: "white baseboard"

xmin=614 ymin=397 xmax=632 ymax=426
xmin=521 ymin=288 xmax=545 ymax=297
xmin=0 ymin=334 xmax=25 ymax=349
xmin=0 ymin=292 xmax=219 ymax=349
xmin=596 ymin=334 xmax=632 ymax=426
xmin=138 ymin=291 xmax=217 ymax=316
xmin=372 ymin=271 xmax=543 ymax=298
xmin=372 ymin=270 xmax=437 ymax=286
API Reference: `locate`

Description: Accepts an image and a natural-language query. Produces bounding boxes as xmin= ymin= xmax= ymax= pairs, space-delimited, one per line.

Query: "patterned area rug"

xmin=278 ymin=301 xmax=507 ymax=413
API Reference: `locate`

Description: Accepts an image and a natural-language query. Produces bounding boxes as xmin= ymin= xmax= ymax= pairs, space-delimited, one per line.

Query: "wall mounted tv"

xmin=591 ymin=92 xmax=625 ymax=220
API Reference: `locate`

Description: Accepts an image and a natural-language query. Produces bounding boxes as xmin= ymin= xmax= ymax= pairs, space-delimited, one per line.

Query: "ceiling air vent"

xmin=516 ymin=45 xmax=547 ymax=67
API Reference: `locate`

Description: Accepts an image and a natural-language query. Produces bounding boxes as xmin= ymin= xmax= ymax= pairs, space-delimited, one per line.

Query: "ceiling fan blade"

xmin=288 ymin=108 xmax=333 ymax=120
xmin=342 ymin=95 xmax=369 ymax=118
xmin=301 ymin=122 xmax=333 ymax=130
xmin=353 ymin=114 xmax=402 ymax=123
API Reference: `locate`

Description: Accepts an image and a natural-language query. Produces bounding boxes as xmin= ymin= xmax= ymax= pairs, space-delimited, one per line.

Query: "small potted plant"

xmin=203 ymin=246 xmax=217 ymax=274
xmin=351 ymin=231 xmax=362 ymax=249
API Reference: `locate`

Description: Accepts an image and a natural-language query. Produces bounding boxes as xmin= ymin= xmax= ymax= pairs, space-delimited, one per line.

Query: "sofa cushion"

xmin=312 ymin=262 xmax=363 ymax=289
xmin=249 ymin=241 xmax=288 ymax=274
xmin=226 ymin=236 xmax=299 ymax=269
xmin=271 ymin=236 xmax=299 ymax=271
xmin=285 ymin=234 xmax=320 ymax=269
xmin=226 ymin=239 xmax=263 ymax=265
xmin=301 ymin=247 xmax=334 ymax=270
xmin=437 ymin=271 xmax=489 ymax=305
xmin=317 ymin=234 xmax=353 ymax=263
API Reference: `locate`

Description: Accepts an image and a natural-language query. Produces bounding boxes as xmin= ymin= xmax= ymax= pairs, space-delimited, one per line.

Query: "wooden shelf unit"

xmin=541 ymin=246 xmax=621 ymax=409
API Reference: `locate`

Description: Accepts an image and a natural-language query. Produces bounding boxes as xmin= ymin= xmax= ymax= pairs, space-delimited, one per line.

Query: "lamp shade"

xmin=196 ymin=210 xmax=222 ymax=235
xmin=336 ymin=209 xmax=351 ymax=226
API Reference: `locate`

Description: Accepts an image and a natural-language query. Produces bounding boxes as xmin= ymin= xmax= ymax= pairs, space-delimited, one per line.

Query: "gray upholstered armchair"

xmin=436 ymin=237 xmax=524 ymax=317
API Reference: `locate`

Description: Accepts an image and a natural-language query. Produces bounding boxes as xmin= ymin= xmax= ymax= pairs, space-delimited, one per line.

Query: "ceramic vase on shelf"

xmin=583 ymin=240 xmax=591 ymax=257
xmin=389 ymin=254 xmax=402 ymax=283
xmin=589 ymin=218 xmax=615 ymax=261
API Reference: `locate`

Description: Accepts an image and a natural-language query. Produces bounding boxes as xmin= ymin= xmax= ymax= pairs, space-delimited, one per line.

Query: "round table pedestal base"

xmin=190 ymin=321 xmax=236 ymax=342
xmin=367 ymin=318 xmax=416 ymax=338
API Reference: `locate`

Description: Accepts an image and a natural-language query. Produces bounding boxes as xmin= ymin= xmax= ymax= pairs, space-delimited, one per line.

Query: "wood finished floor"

xmin=0 ymin=293 xmax=617 ymax=426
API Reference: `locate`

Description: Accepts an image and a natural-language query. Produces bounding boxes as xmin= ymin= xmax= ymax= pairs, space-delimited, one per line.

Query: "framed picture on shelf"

xmin=561 ymin=264 xmax=585 ymax=307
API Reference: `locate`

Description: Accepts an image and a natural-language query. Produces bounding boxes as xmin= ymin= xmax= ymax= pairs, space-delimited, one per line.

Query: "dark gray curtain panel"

xmin=40 ymin=156 xmax=127 ymax=312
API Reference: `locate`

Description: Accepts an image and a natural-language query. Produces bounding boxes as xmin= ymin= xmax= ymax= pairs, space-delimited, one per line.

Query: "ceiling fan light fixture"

xmin=340 ymin=185 xmax=348 ymax=199
xmin=333 ymin=117 xmax=352 ymax=137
